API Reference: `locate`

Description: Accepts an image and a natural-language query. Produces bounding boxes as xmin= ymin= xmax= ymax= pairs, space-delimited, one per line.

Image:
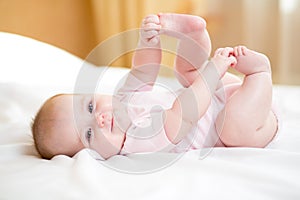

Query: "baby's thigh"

xmin=221 ymin=72 xmax=242 ymax=85
xmin=223 ymin=83 xmax=241 ymax=101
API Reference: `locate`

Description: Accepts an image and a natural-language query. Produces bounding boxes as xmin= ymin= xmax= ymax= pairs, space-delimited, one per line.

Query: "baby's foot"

xmin=211 ymin=47 xmax=237 ymax=78
xmin=233 ymin=46 xmax=271 ymax=75
xmin=158 ymin=13 xmax=206 ymax=38
xmin=158 ymin=13 xmax=211 ymax=58
xmin=140 ymin=14 xmax=161 ymax=46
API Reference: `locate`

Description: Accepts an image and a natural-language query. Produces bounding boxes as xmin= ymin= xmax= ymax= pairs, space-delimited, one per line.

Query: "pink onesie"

xmin=116 ymin=73 xmax=226 ymax=156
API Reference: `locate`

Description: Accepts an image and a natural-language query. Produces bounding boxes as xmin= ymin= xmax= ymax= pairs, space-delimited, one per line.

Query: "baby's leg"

xmin=216 ymin=46 xmax=277 ymax=147
xmin=159 ymin=13 xmax=212 ymax=87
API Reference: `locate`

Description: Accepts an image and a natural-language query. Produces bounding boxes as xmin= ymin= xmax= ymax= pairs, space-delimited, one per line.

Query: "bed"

xmin=0 ymin=31 xmax=300 ymax=200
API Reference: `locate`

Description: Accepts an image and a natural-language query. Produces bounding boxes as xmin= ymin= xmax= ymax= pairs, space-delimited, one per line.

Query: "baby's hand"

xmin=211 ymin=47 xmax=237 ymax=78
xmin=140 ymin=14 xmax=161 ymax=46
xmin=233 ymin=46 xmax=271 ymax=75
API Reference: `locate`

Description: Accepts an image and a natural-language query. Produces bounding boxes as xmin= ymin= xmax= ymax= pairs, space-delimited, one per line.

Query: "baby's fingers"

xmin=148 ymin=36 xmax=160 ymax=46
xmin=221 ymin=47 xmax=234 ymax=57
xmin=141 ymin=30 xmax=159 ymax=39
xmin=228 ymin=55 xmax=237 ymax=67
xmin=142 ymin=23 xmax=161 ymax=31
xmin=214 ymin=48 xmax=223 ymax=57
xmin=214 ymin=47 xmax=234 ymax=57
xmin=143 ymin=14 xmax=160 ymax=25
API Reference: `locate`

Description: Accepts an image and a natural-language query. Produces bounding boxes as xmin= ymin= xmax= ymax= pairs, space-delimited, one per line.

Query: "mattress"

xmin=0 ymin=31 xmax=300 ymax=200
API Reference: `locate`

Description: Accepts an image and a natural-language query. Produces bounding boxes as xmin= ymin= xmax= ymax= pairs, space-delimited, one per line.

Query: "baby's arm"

xmin=123 ymin=15 xmax=162 ymax=92
xmin=113 ymin=15 xmax=163 ymax=131
xmin=164 ymin=48 xmax=237 ymax=144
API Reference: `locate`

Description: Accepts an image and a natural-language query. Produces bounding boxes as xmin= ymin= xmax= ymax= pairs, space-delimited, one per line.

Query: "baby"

xmin=32 ymin=13 xmax=278 ymax=160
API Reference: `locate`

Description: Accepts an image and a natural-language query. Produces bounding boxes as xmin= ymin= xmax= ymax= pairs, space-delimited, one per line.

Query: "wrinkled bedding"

xmin=1 ymin=32 xmax=300 ymax=200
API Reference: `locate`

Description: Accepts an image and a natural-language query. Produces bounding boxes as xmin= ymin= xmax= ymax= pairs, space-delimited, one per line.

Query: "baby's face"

xmin=48 ymin=94 xmax=126 ymax=159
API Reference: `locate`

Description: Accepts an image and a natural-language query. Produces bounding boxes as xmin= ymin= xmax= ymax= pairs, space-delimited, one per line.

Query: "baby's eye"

xmin=86 ymin=128 xmax=92 ymax=143
xmin=88 ymin=101 xmax=94 ymax=114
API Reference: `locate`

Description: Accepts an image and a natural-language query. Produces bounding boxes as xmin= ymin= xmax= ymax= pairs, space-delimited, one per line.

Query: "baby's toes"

xmin=234 ymin=45 xmax=247 ymax=57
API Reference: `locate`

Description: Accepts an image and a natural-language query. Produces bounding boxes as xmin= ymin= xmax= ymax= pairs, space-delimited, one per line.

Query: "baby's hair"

xmin=31 ymin=94 xmax=64 ymax=159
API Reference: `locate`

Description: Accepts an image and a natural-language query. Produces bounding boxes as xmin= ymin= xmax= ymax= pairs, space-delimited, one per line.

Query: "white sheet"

xmin=1 ymin=32 xmax=300 ymax=200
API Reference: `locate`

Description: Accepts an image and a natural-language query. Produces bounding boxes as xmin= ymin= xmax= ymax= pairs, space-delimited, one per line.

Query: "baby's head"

xmin=31 ymin=94 xmax=126 ymax=160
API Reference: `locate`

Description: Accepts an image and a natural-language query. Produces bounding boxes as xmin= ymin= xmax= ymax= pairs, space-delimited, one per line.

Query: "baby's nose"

xmin=95 ymin=113 xmax=105 ymax=128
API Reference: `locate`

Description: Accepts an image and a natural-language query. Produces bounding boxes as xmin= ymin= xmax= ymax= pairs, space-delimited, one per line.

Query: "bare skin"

xmin=150 ymin=13 xmax=238 ymax=143
xmin=33 ymin=13 xmax=278 ymax=160
xmin=215 ymin=46 xmax=278 ymax=147
xmin=140 ymin=13 xmax=277 ymax=147
xmin=159 ymin=13 xmax=212 ymax=87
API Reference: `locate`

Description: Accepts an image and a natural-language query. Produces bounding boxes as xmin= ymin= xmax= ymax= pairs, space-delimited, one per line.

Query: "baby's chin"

xmin=120 ymin=133 xmax=126 ymax=151
xmin=111 ymin=123 xmax=127 ymax=148
xmin=114 ymin=132 xmax=126 ymax=155
xmin=104 ymin=133 xmax=126 ymax=159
